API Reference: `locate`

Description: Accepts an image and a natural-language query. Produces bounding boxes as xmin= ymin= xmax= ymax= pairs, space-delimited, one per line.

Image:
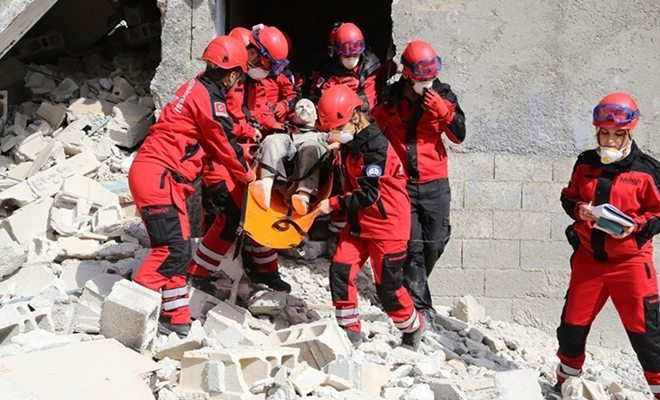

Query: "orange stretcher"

xmin=241 ymin=168 xmax=334 ymax=249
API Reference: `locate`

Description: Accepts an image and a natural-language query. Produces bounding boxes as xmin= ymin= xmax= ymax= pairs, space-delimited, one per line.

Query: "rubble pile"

xmin=0 ymin=56 xmax=654 ymax=400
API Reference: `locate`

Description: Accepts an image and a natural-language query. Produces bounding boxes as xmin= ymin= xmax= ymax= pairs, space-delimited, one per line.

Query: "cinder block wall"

xmin=391 ymin=1 xmax=660 ymax=348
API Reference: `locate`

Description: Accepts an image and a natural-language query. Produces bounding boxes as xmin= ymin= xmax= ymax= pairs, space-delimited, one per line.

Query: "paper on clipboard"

xmin=590 ymin=204 xmax=635 ymax=227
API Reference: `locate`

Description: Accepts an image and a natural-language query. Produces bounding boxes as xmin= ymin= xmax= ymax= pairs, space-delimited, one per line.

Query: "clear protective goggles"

xmin=402 ymin=55 xmax=442 ymax=80
xmin=592 ymin=103 xmax=640 ymax=125
xmin=252 ymin=25 xmax=290 ymax=76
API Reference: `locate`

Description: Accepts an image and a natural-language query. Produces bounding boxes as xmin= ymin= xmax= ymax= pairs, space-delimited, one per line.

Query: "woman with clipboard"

xmin=554 ymin=92 xmax=660 ymax=397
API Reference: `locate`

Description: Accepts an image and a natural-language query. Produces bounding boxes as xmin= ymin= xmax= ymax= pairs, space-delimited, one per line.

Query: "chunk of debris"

xmin=107 ymin=101 xmax=153 ymax=148
xmin=452 ymin=294 xmax=487 ymax=324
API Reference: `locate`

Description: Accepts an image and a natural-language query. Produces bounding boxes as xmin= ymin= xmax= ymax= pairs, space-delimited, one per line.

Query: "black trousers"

xmin=404 ymin=178 xmax=452 ymax=310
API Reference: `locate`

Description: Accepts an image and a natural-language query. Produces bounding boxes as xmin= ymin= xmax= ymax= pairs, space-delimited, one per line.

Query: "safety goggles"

xmin=334 ymin=39 xmax=365 ymax=58
xmin=402 ymin=56 xmax=442 ymax=80
xmin=252 ymin=26 xmax=289 ymax=76
xmin=593 ymin=103 xmax=640 ymax=125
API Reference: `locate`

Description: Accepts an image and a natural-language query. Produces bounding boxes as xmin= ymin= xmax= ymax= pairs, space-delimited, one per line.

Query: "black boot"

xmin=158 ymin=316 xmax=191 ymax=338
xmin=252 ymin=271 xmax=292 ymax=293
xmin=188 ymin=275 xmax=217 ymax=296
xmin=401 ymin=312 xmax=425 ymax=351
xmin=419 ymin=308 xmax=442 ymax=334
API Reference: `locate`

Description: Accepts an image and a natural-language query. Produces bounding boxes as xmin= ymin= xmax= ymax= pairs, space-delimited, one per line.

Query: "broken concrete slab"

xmin=73 ymin=273 xmax=125 ymax=334
xmin=582 ymin=379 xmax=609 ymax=400
xmin=207 ymin=300 xmax=274 ymax=335
xmin=0 ymin=265 xmax=56 ymax=297
xmin=25 ymin=140 xmax=64 ymax=177
xmin=49 ymin=198 xmax=92 ymax=236
xmin=58 ymin=174 xmax=120 ymax=209
xmin=203 ymin=307 xmax=270 ymax=347
xmin=271 ymin=319 xmax=353 ymax=370
xmin=155 ymin=320 xmax=206 ymax=361
xmin=1 ymin=196 xmax=53 ymax=244
xmin=427 ymin=381 xmax=467 ymax=400
xmin=25 ymin=237 xmax=60 ymax=266
xmin=452 ymin=295 xmax=487 ymax=324
xmin=100 ymin=279 xmax=161 ymax=355
xmin=50 ymin=77 xmax=79 ymax=102
xmin=0 ymin=0 xmax=59 ymax=60
xmin=0 ymin=230 xmax=26 ymax=278
xmin=67 ymin=97 xmax=113 ymax=120
xmin=14 ymin=132 xmax=50 ymax=161
xmin=188 ymin=287 xmax=222 ymax=322
xmin=57 ymin=236 xmax=101 ymax=259
xmin=289 ymin=361 xmax=327 ymax=396
xmin=494 ymin=369 xmax=543 ymax=400
xmin=179 ymin=346 xmax=299 ymax=398
xmin=36 ymin=101 xmax=66 ymax=129
xmin=0 ymin=339 xmax=158 ymax=399
xmin=107 ymin=101 xmax=153 ymax=148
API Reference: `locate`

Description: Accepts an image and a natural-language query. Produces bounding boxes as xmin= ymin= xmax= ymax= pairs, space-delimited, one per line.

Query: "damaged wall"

xmin=390 ymin=0 xmax=660 ymax=348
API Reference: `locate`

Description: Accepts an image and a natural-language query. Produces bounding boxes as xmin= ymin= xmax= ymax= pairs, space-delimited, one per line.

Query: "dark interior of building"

xmin=226 ymin=0 xmax=394 ymax=77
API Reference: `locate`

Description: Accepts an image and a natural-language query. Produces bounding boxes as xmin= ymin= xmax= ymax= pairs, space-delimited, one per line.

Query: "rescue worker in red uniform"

xmin=187 ymin=26 xmax=292 ymax=294
xmin=243 ymin=24 xmax=300 ymax=135
xmin=309 ymin=22 xmax=381 ymax=113
xmin=316 ymin=84 xmax=425 ymax=350
xmin=372 ymin=40 xmax=466 ymax=330
xmin=128 ymin=35 xmax=253 ymax=337
xmin=555 ymin=92 xmax=660 ymax=397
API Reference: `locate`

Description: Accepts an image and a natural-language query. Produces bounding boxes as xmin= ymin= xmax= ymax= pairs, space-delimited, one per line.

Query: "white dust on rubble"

xmin=0 ymin=54 xmax=653 ymax=400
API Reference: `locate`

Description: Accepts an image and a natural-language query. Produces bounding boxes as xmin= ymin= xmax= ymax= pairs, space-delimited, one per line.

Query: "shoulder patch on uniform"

xmin=365 ymin=164 xmax=383 ymax=177
xmin=214 ymin=101 xmax=228 ymax=118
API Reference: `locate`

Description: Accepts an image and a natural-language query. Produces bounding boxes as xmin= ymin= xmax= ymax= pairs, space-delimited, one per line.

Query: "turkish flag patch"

xmin=213 ymin=101 xmax=228 ymax=117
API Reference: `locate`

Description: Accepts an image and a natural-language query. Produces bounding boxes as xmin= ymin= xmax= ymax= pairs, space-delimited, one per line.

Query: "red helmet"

xmin=317 ymin=84 xmax=363 ymax=131
xmin=592 ymin=92 xmax=640 ymax=130
xmin=328 ymin=22 xmax=365 ymax=58
xmin=249 ymin=24 xmax=289 ymax=75
xmin=202 ymin=35 xmax=248 ymax=73
xmin=401 ymin=40 xmax=442 ymax=81
xmin=228 ymin=27 xmax=251 ymax=48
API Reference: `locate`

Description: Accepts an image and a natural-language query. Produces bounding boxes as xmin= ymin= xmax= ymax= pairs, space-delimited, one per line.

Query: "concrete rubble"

xmin=0 ymin=23 xmax=655 ymax=400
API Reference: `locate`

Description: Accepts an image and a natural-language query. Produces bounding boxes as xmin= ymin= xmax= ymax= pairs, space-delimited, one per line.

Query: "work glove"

xmin=422 ymin=89 xmax=451 ymax=122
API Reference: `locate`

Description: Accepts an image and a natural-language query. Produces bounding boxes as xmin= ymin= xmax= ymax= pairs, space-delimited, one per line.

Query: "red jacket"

xmin=225 ymin=79 xmax=257 ymax=143
xmin=372 ymin=79 xmax=466 ymax=183
xmin=561 ymin=142 xmax=660 ymax=264
xmin=329 ymin=122 xmax=410 ymax=240
xmin=310 ymin=51 xmax=381 ymax=112
xmin=244 ymin=71 xmax=300 ymax=134
xmin=134 ymin=76 xmax=252 ymax=184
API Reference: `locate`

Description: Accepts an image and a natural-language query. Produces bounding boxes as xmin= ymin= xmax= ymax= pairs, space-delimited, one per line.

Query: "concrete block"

xmin=512 ymin=297 xmax=564 ymax=331
xmin=451 ymin=295 xmax=487 ymax=324
xmin=552 ymin=157 xmax=576 ymax=183
xmin=448 ymin=152 xmax=494 ymax=181
xmin=451 ymin=210 xmax=492 ymax=238
xmin=449 ymin=180 xmax=464 ymax=209
xmin=427 ymin=381 xmax=467 ymax=400
xmin=2 ymin=197 xmax=53 ymax=244
xmin=485 ymin=270 xmax=547 ymax=298
xmin=465 ymin=181 xmax=522 ymax=210
xmin=57 ymin=237 xmax=101 ymax=259
xmin=0 ymin=302 xmax=53 ymax=345
xmin=360 ymin=362 xmax=390 ymax=396
xmin=203 ymin=308 xmax=270 ymax=347
xmin=323 ymin=374 xmax=352 ymax=391
xmin=107 ymin=101 xmax=153 ymax=148
xmin=493 ymin=211 xmax=551 ymax=240
xmin=74 ymin=273 xmax=125 ymax=334
xmin=434 ymin=237 xmax=462 ymax=268
xmin=494 ymin=369 xmax=543 ymax=400
xmin=428 ymin=269 xmax=484 ymax=297
xmin=49 ymin=198 xmax=92 ymax=235
xmin=522 ymin=182 xmax=565 ymax=212
xmin=15 ymin=132 xmax=49 ymax=161
xmin=521 ymin=240 xmax=571 ymax=271
xmin=91 ymin=204 xmax=124 ymax=236
xmin=463 ymin=239 xmax=519 ymax=269
xmin=179 ymin=346 xmax=299 ymax=397
xmin=66 ymin=97 xmax=113 ymax=121
xmin=100 ymin=280 xmax=161 ymax=354
xmin=0 ymin=232 xmax=26 ymax=278
xmin=494 ymin=155 xmax=553 ymax=182
xmin=271 ymin=319 xmax=353 ymax=370
xmin=50 ymin=78 xmax=79 ymax=102
xmin=474 ymin=297 xmax=512 ymax=321
xmin=58 ymin=174 xmax=119 ymax=209
xmin=36 ymin=101 xmax=66 ymax=129
xmin=289 ymin=361 xmax=327 ymax=396
xmin=155 ymin=321 xmax=206 ymax=361
xmin=551 ymin=212 xmax=574 ymax=241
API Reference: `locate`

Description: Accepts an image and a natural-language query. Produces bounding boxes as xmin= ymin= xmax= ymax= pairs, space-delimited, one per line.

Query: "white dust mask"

xmin=247 ymin=67 xmax=269 ymax=80
xmin=341 ymin=57 xmax=360 ymax=70
xmin=412 ymin=80 xmax=433 ymax=95
xmin=599 ymin=146 xmax=625 ymax=164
